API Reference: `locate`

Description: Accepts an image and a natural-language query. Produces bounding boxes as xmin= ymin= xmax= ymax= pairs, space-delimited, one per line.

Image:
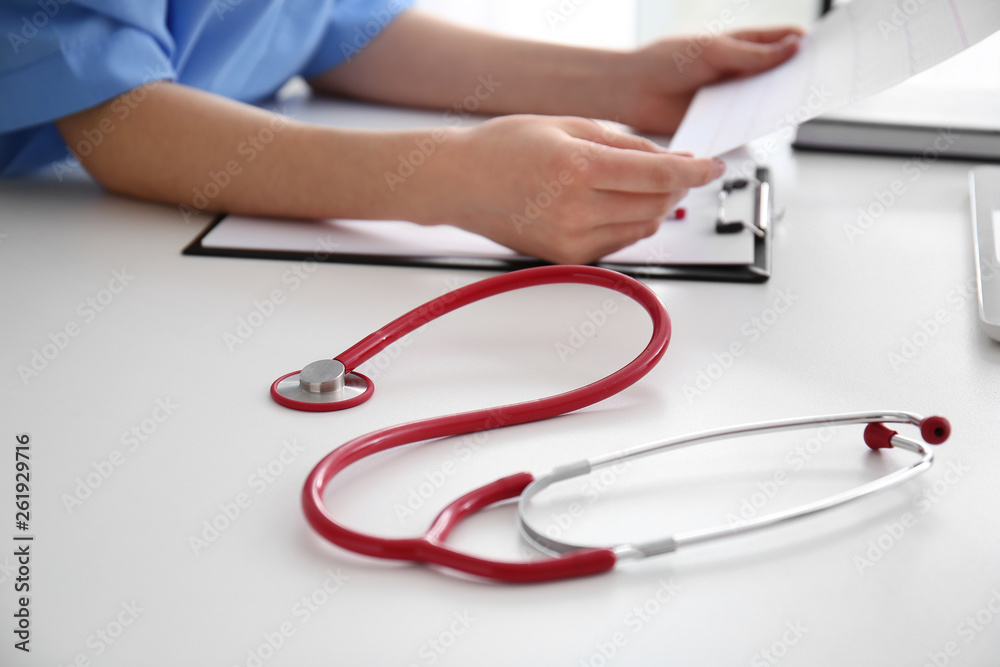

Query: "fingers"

xmin=726 ymin=26 xmax=806 ymax=45
xmin=556 ymin=120 xmax=722 ymax=193
xmin=560 ymin=118 xmax=668 ymax=155
xmin=591 ymin=130 xmax=668 ymax=154
xmin=460 ymin=115 xmax=722 ymax=264
xmin=706 ymin=31 xmax=802 ymax=74
xmin=583 ymin=144 xmax=724 ymax=193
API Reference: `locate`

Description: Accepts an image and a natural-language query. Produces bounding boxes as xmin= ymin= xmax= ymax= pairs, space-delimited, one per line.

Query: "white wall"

xmin=415 ymin=0 xmax=826 ymax=48
xmin=637 ymin=0 xmax=824 ymax=43
xmin=415 ymin=0 xmax=638 ymax=49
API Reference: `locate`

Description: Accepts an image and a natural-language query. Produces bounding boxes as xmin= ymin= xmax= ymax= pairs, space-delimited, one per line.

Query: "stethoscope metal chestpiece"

xmin=271 ymin=359 xmax=372 ymax=412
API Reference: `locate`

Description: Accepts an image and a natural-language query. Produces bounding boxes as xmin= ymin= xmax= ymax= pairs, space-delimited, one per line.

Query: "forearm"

xmin=55 ymin=80 xmax=724 ymax=265
xmin=309 ymin=10 xmax=632 ymax=122
xmin=55 ymin=82 xmax=453 ymax=222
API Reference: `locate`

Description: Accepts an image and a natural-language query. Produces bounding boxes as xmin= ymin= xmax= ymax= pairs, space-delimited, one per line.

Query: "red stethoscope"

xmin=270 ymin=265 xmax=950 ymax=583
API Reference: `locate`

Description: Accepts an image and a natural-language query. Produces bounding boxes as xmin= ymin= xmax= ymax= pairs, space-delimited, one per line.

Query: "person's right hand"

xmin=410 ymin=115 xmax=725 ymax=264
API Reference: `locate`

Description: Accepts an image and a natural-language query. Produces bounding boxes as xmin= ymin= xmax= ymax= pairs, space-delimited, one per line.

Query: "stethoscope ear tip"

xmin=919 ymin=415 xmax=951 ymax=445
xmin=270 ymin=359 xmax=373 ymax=412
xmin=864 ymin=415 xmax=951 ymax=450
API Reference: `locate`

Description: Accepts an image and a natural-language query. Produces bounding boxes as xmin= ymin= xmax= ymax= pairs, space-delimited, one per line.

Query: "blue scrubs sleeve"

xmin=301 ymin=0 xmax=414 ymax=78
xmin=0 ymin=4 xmax=176 ymax=133
xmin=0 ymin=0 xmax=411 ymax=176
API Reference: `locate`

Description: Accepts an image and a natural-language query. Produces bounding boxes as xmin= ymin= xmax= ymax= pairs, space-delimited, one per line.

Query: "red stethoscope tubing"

xmin=300 ymin=265 xmax=670 ymax=582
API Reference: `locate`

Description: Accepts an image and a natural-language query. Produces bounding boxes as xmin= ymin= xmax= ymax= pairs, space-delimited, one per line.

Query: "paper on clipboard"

xmin=185 ymin=100 xmax=770 ymax=280
xmin=195 ymin=175 xmax=757 ymax=266
xmin=669 ymin=0 xmax=1000 ymax=157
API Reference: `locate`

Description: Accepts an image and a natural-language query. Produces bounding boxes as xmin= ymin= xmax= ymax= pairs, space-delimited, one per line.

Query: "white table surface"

xmin=2 ymin=99 xmax=999 ymax=667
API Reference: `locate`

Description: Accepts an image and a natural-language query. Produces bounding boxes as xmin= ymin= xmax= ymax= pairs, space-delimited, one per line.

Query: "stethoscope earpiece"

xmin=271 ymin=359 xmax=373 ymax=412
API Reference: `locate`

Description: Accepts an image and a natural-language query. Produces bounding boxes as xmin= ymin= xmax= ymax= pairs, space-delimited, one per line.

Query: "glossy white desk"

xmin=2 ymin=101 xmax=999 ymax=666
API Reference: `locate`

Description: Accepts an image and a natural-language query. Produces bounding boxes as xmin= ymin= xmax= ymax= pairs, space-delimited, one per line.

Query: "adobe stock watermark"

xmin=682 ymin=288 xmax=799 ymax=402
xmin=393 ymin=407 xmax=510 ymax=522
xmin=877 ymin=0 xmax=933 ymax=39
xmin=578 ymin=579 xmax=682 ymax=667
xmin=384 ymin=75 xmax=502 ymax=192
xmin=0 ymin=555 xmax=16 ymax=587
xmin=554 ymin=296 xmax=621 ymax=362
xmin=853 ymin=459 xmax=970 ymax=575
xmin=635 ymin=244 xmax=677 ymax=277
xmin=844 ymin=129 xmax=958 ymax=243
xmin=714 ymin=82 xmax=833 ymax=185
xmin=511 ymin=170 xmax=575 ymax=235
xmin=223 ymin=236 xmax=339 ymax=352
xmin=670 ymin=0 xmax=766 ymax=74
xmin=211 ymin=0 xmax=245 ymax=19
xmin=232 ymin=568 xmax=350 ymax=667
xmin=534 ymin=459 xmax=631 ymax=546
xmin=356 ymin=333 xmax=416 ymax=383
xmin=179 ymin=112 xmax=292 ymax=223
xmin=407 ymin=611 xmax=476 ymax=667
xmin=887 ymin=308 xmax=950 ymax=371
xmin=727 ymin=84 xmax=832 ymax=181
xmin=887 ymin=256 xmax=1000 ymax=371
xmin=188 ymin=439 xmax=306 ymax=556
xmin=672 ymin=8 xmax=737 ymax=73
xmin=7 ymin=0 xmax=70 ymax=54
xmin=338 ymin=0 xmax=410 ymax=63
xmin=384 ymin=127 xmax=449 ymax=194
xmin=509 ymin=120 xmax=623 ymax=236
xmin=355 ymin=276 xmax=466 ymax=382
xmin=392 ymin=455 xmax=464 ymax=523
xmin=728 ymin=470 xmax=790 ymax=528
xmin=920 ymin=588 xmax=1000 ymax=667
xmin=52 ymin=68 xmax=174 ymax=182
xmin=61 ymin=397 xmax=179 ymax=514
xmin=544 ymin=0 xmax=592 ymax=31
xmin=53 ymin=600 xmax=145 ymax=666
xmin=441 ymin=75 xmax=502 ymax=125
xmin=750 ymin=621 xmax=809 ymax=667
xmin=17 ymin=268 xmax=135 ymax=385
xmin=726 ymin=426 xmax=836 ymax=528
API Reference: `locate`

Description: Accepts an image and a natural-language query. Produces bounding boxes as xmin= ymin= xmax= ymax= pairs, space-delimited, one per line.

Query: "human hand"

xmin=412 ymin=115 xmax=725 ymax=264
xmin=617 ymin=27 xmax=805 ymax=135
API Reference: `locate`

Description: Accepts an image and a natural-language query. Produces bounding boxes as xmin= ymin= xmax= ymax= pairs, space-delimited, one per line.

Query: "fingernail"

xmin=712 ymin=158 xmax=726 ymax=178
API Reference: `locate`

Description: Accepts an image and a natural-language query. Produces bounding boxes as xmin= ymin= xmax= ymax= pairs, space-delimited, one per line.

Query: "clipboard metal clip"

xmin=716 ymin=177 xmax=765 ymax=238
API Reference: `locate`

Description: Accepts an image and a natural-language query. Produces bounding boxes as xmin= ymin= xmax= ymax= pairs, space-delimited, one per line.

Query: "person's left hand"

xmin=617 ymin=26 xmax=805 ymax=135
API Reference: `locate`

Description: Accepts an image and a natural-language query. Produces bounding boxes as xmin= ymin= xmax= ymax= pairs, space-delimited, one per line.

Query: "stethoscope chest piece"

xmin=271 ymin=359 xmax=373 ymax=412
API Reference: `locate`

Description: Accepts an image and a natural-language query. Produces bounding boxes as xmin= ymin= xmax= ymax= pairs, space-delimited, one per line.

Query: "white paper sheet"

xmin=670 ymin=0 xmax=1000 ymax=157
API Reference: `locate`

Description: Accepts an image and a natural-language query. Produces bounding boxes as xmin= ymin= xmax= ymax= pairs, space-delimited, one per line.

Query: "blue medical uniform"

xmin=0 ymin=0 xmax=412 ymax=176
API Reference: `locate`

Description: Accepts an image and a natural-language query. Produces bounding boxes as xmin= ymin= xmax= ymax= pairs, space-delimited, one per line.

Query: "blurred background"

xmin=415 ymin=0 xmax=1000 ymax=155
xmin=416 ymin=0 xmax=831 ymax=47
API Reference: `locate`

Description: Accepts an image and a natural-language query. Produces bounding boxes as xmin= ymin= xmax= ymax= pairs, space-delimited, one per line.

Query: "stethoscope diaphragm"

xmin=271 ymin=359 xmax=372 ymax=412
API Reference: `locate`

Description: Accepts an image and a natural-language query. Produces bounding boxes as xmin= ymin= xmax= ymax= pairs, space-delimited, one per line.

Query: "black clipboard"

xmin=184 ymin=167 xmax=773 ymax=283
